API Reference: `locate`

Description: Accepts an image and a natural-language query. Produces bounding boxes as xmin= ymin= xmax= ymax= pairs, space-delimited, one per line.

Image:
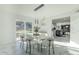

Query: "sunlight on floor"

xmin=54 ymin=41 xmax=79 ymax=48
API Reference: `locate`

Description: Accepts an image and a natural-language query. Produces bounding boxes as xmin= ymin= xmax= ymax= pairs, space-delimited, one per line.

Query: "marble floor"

xmin=15 ymin=34 xmax=79 ymax=55
xmin=15 ymin=40 xmax=79 ymax=55
xmin=0 ymin=37 xmax=79 ymax=55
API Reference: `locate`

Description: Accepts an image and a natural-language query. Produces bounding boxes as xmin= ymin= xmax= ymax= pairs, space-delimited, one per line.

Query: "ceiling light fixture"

xmin=34 ymin=4 xmax=44 ymax=11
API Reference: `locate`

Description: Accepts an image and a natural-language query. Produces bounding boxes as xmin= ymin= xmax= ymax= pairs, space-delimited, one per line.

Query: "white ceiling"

xmin=0 ymin=4 xmax=79 ymax=19
xmin=14 ymin=4 xmax=79 ymax=18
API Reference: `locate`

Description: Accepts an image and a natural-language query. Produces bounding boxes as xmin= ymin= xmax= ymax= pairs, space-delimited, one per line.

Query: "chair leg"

xmin=26 ymin=42 xmax=28 ymax=53
xmin=52 ymin=44 xmax=55 ymax=55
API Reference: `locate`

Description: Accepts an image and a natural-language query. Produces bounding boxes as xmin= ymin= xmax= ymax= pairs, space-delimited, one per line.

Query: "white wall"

xmin=0 ymin=13 xmax=15 ymax=45
xmin=0 ymin=5 xmax=16 ymax=54
xmin=70 ymin=12 xmax=79 ymax=44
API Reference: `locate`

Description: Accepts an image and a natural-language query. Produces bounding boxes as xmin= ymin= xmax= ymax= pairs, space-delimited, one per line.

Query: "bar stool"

xmin=40 ymin=39 xmax=45 ymax=53
xmin=26 ymin=38 xmax=32 ymax=55
xmin=20 ymin=36 xmax=24 ymax=48
xmin=47 ymin=38 xmax=55 ymax=55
